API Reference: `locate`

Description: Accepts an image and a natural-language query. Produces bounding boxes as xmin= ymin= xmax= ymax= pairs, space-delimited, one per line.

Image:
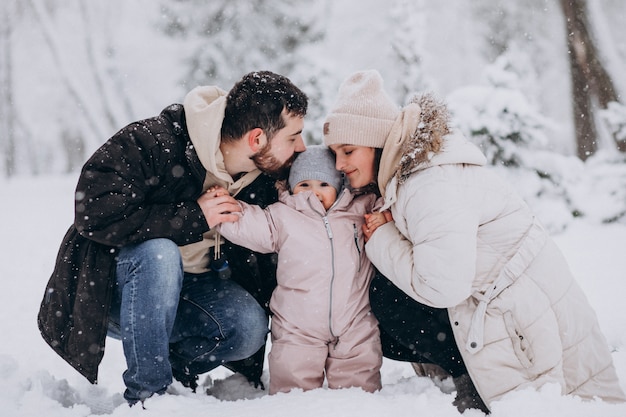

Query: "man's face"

xmin=252 ymin=113 xmax=305 ymax=179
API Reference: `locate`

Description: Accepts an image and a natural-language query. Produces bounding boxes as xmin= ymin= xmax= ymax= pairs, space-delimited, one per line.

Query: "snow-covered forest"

xmin=2 ymin=1 xmax=626 ymax=416
xmin=2 ymin=0 xmax=626 ymax=226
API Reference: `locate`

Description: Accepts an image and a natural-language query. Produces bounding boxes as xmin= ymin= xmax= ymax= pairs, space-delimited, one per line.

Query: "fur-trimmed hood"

xmin=378 ymin=93 xmax=486 ymax=207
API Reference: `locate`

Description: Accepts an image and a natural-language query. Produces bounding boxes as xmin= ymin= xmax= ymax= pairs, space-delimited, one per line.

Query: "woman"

xmin=323 ymin=70 xmax=626 ymax=413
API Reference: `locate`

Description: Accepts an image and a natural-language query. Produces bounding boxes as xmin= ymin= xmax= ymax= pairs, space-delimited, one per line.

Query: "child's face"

xmin=292 ymin=179 xmax=338 ymax=210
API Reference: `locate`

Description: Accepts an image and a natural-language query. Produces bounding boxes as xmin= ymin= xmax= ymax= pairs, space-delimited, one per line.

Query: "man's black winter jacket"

xmin=37 ymin=104 xmax=278 ymax=385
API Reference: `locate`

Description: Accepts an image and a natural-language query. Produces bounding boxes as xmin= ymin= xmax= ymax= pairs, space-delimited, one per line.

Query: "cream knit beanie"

xmin=323 ymin=70 xmax=399 ymax=148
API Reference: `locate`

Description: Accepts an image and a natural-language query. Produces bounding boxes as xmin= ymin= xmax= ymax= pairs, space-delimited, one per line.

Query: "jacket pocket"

xmin=503 ymin=310 xmax=533 ymax=369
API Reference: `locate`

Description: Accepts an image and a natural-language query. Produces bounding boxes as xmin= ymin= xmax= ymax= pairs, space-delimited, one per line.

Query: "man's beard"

xmin=251 ymin=143 xmax=297 ymax=180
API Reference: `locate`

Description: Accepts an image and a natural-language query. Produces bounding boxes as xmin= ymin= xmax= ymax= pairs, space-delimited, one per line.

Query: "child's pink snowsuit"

xmin=218 ymin=188 xmax=382 ymax=394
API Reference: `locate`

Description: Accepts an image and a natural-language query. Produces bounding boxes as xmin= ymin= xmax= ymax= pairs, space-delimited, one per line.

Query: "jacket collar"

xmin=280 ymin=188 xmax=356 ymax=215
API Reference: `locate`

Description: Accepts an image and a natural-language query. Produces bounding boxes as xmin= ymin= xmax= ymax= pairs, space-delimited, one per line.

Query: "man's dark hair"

xmin=221 ymin=71 xmax=308 ymax=142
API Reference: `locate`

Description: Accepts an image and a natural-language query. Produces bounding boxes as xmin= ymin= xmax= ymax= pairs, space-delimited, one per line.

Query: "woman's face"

xmin=329 ymin=144 xmax=377 ymax=189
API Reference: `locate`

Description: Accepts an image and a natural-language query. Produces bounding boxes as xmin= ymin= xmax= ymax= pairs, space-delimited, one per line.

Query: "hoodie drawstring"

xmin=214 ymin=231 xmax=221 ymax=261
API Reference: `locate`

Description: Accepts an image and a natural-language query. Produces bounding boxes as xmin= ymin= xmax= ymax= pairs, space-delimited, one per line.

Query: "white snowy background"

xmin=2 ymin=0 xmax=626 ymax=416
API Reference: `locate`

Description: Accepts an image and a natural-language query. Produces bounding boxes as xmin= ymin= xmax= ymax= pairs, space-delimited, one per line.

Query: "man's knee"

xmin=117 ymin=239 xmax=182 ymax=276
xmin=116 ymin=238 xmax=183 ymax=299
xmin=229 ymin=297 xmax=268 ymax=357
xmin=127 ymin=238 xmax=181 ymax=263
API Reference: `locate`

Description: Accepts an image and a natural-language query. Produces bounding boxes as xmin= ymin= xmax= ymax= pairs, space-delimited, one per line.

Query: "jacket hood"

xmin=378 ymin=93 xmax=486 ymax=207
xmin=183 ymin=85 xmax=262 ymax=194
xmin=183 ymin=86 xmax=228 ymax=180
xmin=179 ymin=86 xmax=265 ymax=274
xmin=277 ymin=186 xmax=376 ymax=217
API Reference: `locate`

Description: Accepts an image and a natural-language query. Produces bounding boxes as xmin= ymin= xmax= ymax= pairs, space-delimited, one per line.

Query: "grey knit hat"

xmin=288 ymin=145 xmax=343 ymax=192
xmin=323 ymin=70 xmax=399 ymax=148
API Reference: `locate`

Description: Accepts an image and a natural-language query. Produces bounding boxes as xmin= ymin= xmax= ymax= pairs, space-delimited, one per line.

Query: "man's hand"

xmin=197 ymin=186 xmax=242 ymax=228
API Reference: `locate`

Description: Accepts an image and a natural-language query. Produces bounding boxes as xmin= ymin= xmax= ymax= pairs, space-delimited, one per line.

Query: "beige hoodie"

xmin=179 ymin=86 xmax=263 ymax=273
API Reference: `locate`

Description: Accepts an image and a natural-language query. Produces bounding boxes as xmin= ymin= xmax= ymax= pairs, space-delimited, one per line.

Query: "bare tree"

xmin=0 ymin=2 xmax=16 ymax=176
xmin=27 ymin=0 xmax=110 ymax=145
xmin=559 ymin=0 xmax=625 ymax=160
xmin=159 ymin=0 xmax=328 ymax=143
xmin=389 ymin=0 xmax=430 ymax=104
xmin=26 ymin=0 xmax=138 ymax=165
xmin=0 ymin=1 xmax=44 ymax=177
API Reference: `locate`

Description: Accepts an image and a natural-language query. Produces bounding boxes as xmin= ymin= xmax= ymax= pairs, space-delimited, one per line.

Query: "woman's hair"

xmin=221 ymin=71 xmax=308 ymax=142
xmin=374 ymin=147 xmax=383 ymax=178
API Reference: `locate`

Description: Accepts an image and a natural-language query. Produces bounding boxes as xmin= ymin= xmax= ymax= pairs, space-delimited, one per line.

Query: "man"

xmin=37 ymin=71 xmax=308 ymax=406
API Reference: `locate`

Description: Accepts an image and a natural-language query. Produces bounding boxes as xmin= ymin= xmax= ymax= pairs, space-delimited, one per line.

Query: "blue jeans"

xmin=108 ymin=239 xmax=269 ymax=404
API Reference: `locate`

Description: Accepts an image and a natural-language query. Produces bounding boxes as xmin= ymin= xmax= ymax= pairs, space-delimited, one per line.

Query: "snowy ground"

xmin=1 ymin=174 xmax=626 ymax=417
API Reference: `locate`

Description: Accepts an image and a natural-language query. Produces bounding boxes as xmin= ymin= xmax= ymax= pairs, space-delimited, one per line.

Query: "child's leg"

xmin=325 ymin=316 xmax=382 ymax=392
xmin=268 ymin=321 xmax=328 ymax=394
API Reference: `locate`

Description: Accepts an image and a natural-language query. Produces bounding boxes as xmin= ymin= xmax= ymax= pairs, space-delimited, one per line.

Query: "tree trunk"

xmin=560 ymin=0 xmax=624 ymax=160
xmin=0 ymin=4 xmax=16 ymax=177
xmin=27 ymin=0 xmax=116 ymax=148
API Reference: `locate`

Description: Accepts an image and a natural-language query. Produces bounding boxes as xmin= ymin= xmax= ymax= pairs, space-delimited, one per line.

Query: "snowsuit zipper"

xmin=353 ymin=223 xmax=361 ymax=273
xmin=322 ymin=214 xmax=338 ymax=346
xmin=308 ymin=197 xmax=339 ymax=347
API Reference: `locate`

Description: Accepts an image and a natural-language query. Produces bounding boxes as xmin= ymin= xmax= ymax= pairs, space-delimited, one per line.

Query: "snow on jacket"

xmin=218 ymin=188 xmax=379 ymax=343
xmin=365 ymin=95 xmax=626 ymax=408
xmin=37 ymin=88 xmax=278 ymax=385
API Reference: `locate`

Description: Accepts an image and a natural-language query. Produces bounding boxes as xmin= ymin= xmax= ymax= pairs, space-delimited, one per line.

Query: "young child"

xmin=215 ymin=145 xmax=388 ymax=394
